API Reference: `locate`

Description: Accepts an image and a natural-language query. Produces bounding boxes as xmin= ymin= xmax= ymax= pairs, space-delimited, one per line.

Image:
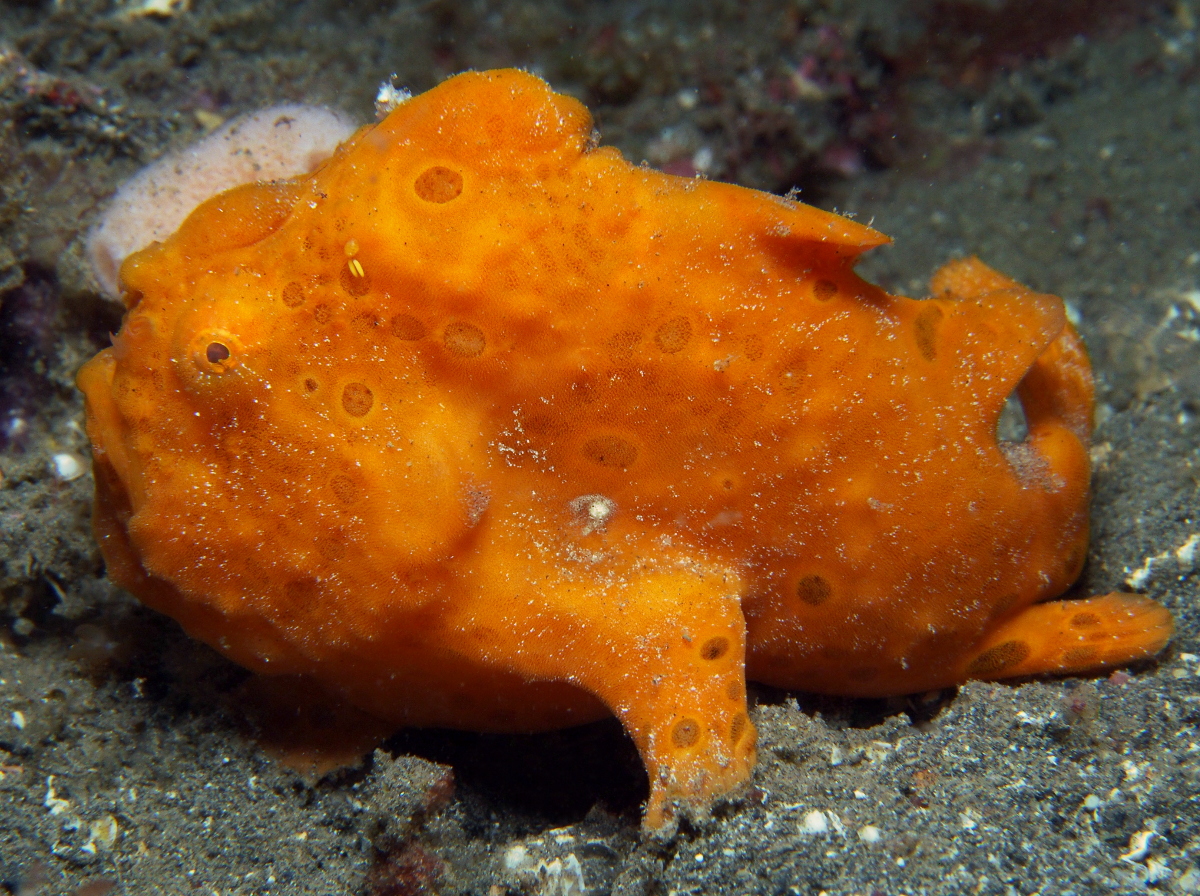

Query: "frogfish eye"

xmin=179 ymin=328 xmax=244 ymax=380
xmin=206 ymin=342 xmax=231 ymax=363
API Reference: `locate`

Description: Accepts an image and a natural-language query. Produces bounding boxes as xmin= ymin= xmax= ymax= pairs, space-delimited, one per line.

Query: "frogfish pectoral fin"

xmin=959 ymin=592 xmax=1174 ymax=682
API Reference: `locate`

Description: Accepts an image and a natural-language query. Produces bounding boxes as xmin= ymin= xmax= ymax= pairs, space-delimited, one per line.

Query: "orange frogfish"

xmin=78 ymin=69 xmax=1173 ymax=831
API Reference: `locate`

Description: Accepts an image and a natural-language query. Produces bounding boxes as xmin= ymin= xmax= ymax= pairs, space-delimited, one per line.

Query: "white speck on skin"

xmin=568 ymin=494 xmax=616 ymax=535
xmin=375 ymin=77 xmax=412 ymax=118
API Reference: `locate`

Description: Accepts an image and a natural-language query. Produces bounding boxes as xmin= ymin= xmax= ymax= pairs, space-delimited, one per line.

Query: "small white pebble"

xmin=51 ymin=453 xmax=84 ymax=481
xmin=865 ymin=740 xmax=893 ymax=762
xmin=858 ymin=825 xmax=881 ymax=843
xmin=1145 ymin=856 xmax=1171 ymax=885
xmin=1175 ymin=866 xmax=1200 ymax=891
xmin=1120 ymin=828 xmax=1156 ymax=863
xmin=502 ymin=844 xmax=529 ymax=871
xmin=801 ymin=810 xmax=829 ymax=834
xmin=89 ymin=814 xmax=119 ymax=849
xmin=1177 ymin=533 xmax=1200 ymax=569
xmin=676 ymin=88 xmax=699 ymax=110
xmin=116 ymin=0 xmax=190 ymax=19
xmin=11 ymin=710 xmax=25 ymax=730
xmin=1082 ymin=794 xmax=1102 ymax=810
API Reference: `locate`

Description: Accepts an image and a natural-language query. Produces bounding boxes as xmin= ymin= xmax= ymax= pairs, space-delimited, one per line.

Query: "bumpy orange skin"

xmin=78 ymin=70 xmax=1172 ymax=831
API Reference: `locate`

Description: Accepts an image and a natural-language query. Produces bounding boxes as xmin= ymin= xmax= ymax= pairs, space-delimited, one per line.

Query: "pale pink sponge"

xmin=87 ymin=104 xmax=358 ymax=299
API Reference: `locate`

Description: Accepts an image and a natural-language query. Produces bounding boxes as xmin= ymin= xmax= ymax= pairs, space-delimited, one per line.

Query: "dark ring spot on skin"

xmin=340 ymin=264 xmax=371 ymax=297
xmin=606 ymin=329 xmax=640 ymax=360
xmin=316 ymin=535 xmax=344 ymax=561
xmin=206 ymin=342 xmax=231 ymax=364
xmin=699 ymin=636 xmax=730 ymax=661
xmin=1070 ymin=612 xmax=1101 ymax=628
xmin=813 ymin=279 xmax=838 ymax=301
xmin=1063 ymin=646 xmax=1099 ymax=666
xmin=914 ymin=304 xmax=944 ymax=362
xmin=654 ymin=316 xmax=692 ymax=353
xmin=671 ymin=718 xmax=700 ymax=749
xmin=716 ymin=410 xmax=744 ymax=434
xmin=304 ymin=378 xmax=319 ymax=392
xmin=991 ymin=592 xmax=1020 ymax=619
xmin=777 ymin=350 xmax=808 ymax=392
xmin=581 ymin=435 xmax=638 ymax=469
xmin=1061 ymin=547 xmax=1086 ymax=581
xmin=330 ymin=475 xmax=359 ymax=504
xmin=283 ymin=579 xmax=320 ymax=608
xmin=281 ymin=281 xmax=306 ymax=307
xmin=351 ymin=310 xmax=380 ymax=331
xmin=796 ymin=574 xmax=832 ymax=606
xmin=730 ymin=712 xmax=749 ymax=746
xmin=965 ymin=640 xmax=1031 ymax=677
xmin=521 ymin=413 xmax=568 ymax=438
xmin=389 ymin=313 xmax=427 ymax=341
xmin=415 ymin=166 xmax=464 ymax=203
xmin=444 ymin=321 xmax=486 ymax=357
xmin=342 ymin=382 xmax=374 ymax=417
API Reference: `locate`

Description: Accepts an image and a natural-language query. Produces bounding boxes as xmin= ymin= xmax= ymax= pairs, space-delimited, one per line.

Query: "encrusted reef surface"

xmin=1 ymin=2 xmax=1198 ymax=894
